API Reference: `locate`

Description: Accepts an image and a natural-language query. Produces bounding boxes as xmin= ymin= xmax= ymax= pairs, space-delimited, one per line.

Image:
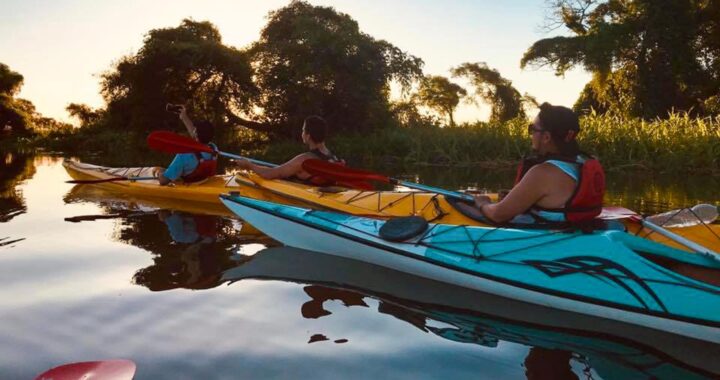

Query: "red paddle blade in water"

xmin=34 ymin=359 xmax=136 ymax=380
xmin=147 ymin=130 xmax=212 ymax=154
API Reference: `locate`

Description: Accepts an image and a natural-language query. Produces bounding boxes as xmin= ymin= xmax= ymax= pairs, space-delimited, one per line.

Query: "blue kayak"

xmin=219 ymin=194 xmax=720 ymax=346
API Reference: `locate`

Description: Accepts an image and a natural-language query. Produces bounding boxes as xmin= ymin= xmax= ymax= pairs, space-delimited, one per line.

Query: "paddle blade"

xmin=302 ymin=159 xmax=390 ymax=183
xmin=598 ymin=206 xmax=639 ymax=220
xmin=147 ymin=131 xmax=212 ymax=154
xmin=34 ymin=359 xmax=136 ymax=380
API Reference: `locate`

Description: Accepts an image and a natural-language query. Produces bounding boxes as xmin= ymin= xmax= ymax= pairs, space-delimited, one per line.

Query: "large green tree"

xmin=0 ymin=63 xmax=33 ymax=136
xmin=100 ymin=19 xmax=258 ymax=138
xmin=521 ymin=0 xmax=720 ymax=118
xmin=414 ymin=75 xmax=466 ymax=126
xmin=451 ymin=62 xmax=530 ymax=123
xmin=250 ymin=1 xmax=424 ymax=136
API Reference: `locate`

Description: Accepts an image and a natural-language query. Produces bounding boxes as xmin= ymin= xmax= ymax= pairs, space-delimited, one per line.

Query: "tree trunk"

xmin=225 ymin=111 xmax=284 ymax=136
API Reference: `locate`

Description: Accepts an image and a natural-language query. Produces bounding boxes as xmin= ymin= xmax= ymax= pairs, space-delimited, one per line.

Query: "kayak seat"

xmin=380 ymin=216 xmax=429 ymax=241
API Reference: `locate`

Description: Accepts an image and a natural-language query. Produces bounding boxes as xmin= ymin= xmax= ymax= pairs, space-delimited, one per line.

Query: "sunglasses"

xmin=527 ymin=124 xmax=546 ymax=135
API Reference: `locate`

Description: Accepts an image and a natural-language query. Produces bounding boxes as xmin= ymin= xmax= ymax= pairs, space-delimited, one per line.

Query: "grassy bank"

xmin=256 ymin=112 xmax=720 ymax=174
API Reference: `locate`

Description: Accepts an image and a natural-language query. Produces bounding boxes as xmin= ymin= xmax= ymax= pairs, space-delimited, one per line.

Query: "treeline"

xmin=2 ymin=1 xmax=720 ymax=158
xmin=0 ymin=64 xmax=72 ymax=139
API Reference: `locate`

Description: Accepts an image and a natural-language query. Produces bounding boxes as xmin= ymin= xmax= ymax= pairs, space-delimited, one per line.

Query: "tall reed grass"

xmin=255 ymin=112 xmax=720 ymax=174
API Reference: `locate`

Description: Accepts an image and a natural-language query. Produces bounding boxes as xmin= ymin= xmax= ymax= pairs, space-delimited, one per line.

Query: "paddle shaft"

xmin=67 ymin=176 xmax=157 ymax=184
xmin=640 ymin=219 xmax=720 ymax=261
xmin=392 ymin=178 xmax=474 ymax=202
xmin=216 ymin=151 xmax=276 ymax=168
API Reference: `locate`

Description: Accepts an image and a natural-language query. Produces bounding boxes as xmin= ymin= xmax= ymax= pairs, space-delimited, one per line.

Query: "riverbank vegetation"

xmin=2 ymin=1 xmax=719 ymax=174
xmin=255 ymin=112 xmax=720 ymax=175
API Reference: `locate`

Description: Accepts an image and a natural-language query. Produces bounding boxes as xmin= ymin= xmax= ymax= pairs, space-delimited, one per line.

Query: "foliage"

xmin=413 ymin=75 xmax=466 ymax=126
xmin=389 ymin=99 xmax=441 ymax=129
xmin=66 ymin=103 xmax=105 ymax=128
xmin=250 ymin=0 xmax=424 ymax=137
xmin=0 ymin=63 xmax=24 ymax=95
xmin=522 ymin=0 xmax=720 ymax=119
xmin=451 ymin=62 xmax=533 ymax=123
xmin=0 ymin=63 xmax=32 ymax=136
xmin=99 ymin=19 xmax=257 ymax=141
xmin=0 ymin=63 xmax=71 ymax=138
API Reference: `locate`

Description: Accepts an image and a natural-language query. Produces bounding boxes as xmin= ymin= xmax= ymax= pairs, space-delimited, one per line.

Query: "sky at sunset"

xmin=1 ymin=0 xmax=590 ymax=124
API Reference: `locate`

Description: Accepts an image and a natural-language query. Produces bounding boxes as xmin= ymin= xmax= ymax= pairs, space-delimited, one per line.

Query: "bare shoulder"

xmin=524 ymin=162 xmax=566 ymax=180
xmin=522 ymin=163 xmax=553 ymax=181
xmin=517 ymin=162 xmax=567 ymax=195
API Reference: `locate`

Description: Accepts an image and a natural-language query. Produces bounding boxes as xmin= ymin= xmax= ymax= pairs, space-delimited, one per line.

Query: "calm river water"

xmin=1 ymin=153 xmax=718 ymax=379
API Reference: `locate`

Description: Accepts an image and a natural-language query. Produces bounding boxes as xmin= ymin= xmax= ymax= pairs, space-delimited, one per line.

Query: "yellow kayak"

xmin=62 ymin=159 xmax=483 ymax=224
xmin=63 ymin=159 xmax=720 ymax=252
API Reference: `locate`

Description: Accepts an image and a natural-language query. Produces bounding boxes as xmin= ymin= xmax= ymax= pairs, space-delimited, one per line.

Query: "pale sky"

xmin=0 ymin=0 xmax=590 ymax=124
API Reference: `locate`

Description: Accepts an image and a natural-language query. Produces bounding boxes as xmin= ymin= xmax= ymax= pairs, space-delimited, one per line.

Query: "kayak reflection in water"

xmin=300 ymin=284 xmax=583 ymax=379
xmin=152 ymin=105 xmax=219 ymax=186
xmin=233 ymin=115 xmax=344 ymax=184
xmin=524 ymin=348 xmax=579 ymax=380
xmin=132 ymin=211 xmax=250 ymax=291
xmin=457 ymin=103 xmax=605 ymax=226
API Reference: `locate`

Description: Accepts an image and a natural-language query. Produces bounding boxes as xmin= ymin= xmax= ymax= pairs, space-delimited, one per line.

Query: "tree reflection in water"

xmin=0 ymin=151 xmax=35 ymax=223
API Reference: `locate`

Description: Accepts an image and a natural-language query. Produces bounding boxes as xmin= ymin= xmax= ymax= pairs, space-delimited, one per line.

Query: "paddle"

xmin=147 ymin=131 xmax=374 ymax=189
xmin=302 ymin=159 xmax=476 ymax=202
xmin=66 ymin=176 xmax=157 ymax=184
xmin=147 ymin=131 xmax=276 ymax=168
xmin=34 ymin=359 xmax=136 ymax=380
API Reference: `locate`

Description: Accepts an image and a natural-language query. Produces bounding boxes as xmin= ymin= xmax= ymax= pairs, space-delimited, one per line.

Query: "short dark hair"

xmin=195 ymin=120 xmax=214 ymax=144
xmin=537 ymin=103 xmax=580 ymax=156
xmin=303 ymin=115 xmax=327 ymax=143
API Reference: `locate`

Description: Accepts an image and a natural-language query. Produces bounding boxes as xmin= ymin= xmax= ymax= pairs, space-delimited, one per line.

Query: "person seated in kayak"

xmin=457 ymin=103 xmax=605 ymax=224
xmin=233 ymin=115 xmax=343 ymax=183
xmin=152 ymin=105 xmax=218 ymax=186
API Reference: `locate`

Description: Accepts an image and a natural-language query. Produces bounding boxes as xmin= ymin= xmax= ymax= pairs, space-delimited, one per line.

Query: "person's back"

xmin=234 ymin=115 xmax=343 ymax=182
xmin=460 ymin=103 xmax=605 ymax=224
xmin=153 ymin=106 xmax=217 ymax=186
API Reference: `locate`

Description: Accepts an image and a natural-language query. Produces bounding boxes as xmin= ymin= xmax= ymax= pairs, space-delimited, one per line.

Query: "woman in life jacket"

xmin=153 ymin=105 xmax=218 ymax=186
xmin=457 ymin=103 xmax=605 ymax=225
xmin=234 ymin=115 xmax=343 ymax=184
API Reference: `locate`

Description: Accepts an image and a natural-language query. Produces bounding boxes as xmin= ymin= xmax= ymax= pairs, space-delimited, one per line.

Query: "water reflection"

xmin=125 ymin=211 xmax=267 ymax=291
xmin=223 ymin=247 xmax=718 ymax=379
xmin=63 ymin=187 xmax=272 ymax=291
xmin=0 ymin=151 xmax=35 ymax=222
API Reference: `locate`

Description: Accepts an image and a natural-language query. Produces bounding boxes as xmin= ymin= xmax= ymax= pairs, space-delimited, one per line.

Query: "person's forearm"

xmin=248 ymin=162 xmax=278 ymax=179
xmin=480 ymin=203 xmax=504 ymax=223
xmin=180 ymin=113 xmax=197 ymax=139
